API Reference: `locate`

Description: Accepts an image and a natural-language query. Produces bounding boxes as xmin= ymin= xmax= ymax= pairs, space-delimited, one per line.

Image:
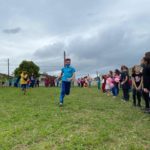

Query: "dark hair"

xmin=145 ymin=51 xmax=150 ymax=58
xmin=143 ymin=56 xmax=150 ymax=66
xmin=109 ymin=70 xmax=113 ymax=76
xmin=115 ymin=69 xmax=120 ymax=75
xmin=65 ymin=58 xmax=71 ymax=61
xmin=121 ymin=65 xmax=129 ymax=72
xmin=121 ymin=65 xmax=125 ymax=71
xmin=125 ymin=66 xmax=129 ymax=72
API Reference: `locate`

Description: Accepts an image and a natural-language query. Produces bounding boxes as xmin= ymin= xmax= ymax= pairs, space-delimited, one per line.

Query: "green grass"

xmin=0 ymin=87 xmax=150 ymax=150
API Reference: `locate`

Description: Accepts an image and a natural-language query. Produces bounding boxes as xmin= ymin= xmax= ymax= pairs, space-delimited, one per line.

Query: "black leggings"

xmin=123 ymin=88 xmax=129 ymax=101
xmin=132 ymin=89 xmax=141 ymax=106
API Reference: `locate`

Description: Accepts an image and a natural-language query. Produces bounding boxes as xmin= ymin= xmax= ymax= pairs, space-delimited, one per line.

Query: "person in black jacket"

xmin=141 ymin=52 xmax=150 ymax=113
xmin=120 ymin=65 xmax=130 ymax=101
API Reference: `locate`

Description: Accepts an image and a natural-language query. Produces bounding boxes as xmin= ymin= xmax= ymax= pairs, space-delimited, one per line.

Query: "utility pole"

xmin=8 ymin=58 xmax=10 ymax=78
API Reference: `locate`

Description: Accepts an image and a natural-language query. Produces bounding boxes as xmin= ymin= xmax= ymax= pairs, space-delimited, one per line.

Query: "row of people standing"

xmin=125 ymin=53 xmax=150 ymax=113
xmin=14 ymin=72 xmax=39 ymax=88
xmin=100 ymin=52 xmax=150 ymax=113
xmin=77 ymin=75 xmax=92 ymax=88
xmin=101 ymin=70 xmax=121 ymax=97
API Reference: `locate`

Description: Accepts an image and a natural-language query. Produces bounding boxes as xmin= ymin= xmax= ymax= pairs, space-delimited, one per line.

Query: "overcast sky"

xmin=0 ymin=0 xmax=150 ymax=77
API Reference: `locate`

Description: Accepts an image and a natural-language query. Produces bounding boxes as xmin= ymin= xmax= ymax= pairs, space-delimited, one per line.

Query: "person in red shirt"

xmin=102 ymin=75 xmax=106 ymax=93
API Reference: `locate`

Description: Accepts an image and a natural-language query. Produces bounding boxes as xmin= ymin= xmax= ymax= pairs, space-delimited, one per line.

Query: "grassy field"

xmin=0 ymin=87 xmax=150 ymax=150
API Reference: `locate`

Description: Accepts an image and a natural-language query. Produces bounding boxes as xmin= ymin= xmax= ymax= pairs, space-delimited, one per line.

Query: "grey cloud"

xmin=32 ymin=22 xmax=150 ymax=76
xmin=3 ymin=27 xmax=21 ymax=34
xmin=34 ymin=42 xmax=65 ymax=59
xmin=1 ymin=0 xmax=150 ymax=76
xmin=33 ymin=42 xmax=65 ymax=73
xmin=0 ymin=0 xmax=117 ymax=36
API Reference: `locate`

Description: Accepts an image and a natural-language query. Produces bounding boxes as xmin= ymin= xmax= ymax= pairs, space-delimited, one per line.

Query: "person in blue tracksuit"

xmin=58 ymin=58 xmax=76 ymax=107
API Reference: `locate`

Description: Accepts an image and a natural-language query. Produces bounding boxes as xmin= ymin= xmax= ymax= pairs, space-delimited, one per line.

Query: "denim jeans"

xmin=60 ymin=81 xmax=71 ymax=103
xmin=112 ymin=86 xmax=118 ymax=96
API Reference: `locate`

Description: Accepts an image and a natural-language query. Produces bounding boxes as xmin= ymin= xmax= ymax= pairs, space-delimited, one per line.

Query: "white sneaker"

xmin=59 ymin=103 xmax=63 ymax=107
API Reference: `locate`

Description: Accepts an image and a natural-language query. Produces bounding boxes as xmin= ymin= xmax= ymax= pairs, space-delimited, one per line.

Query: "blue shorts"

xmin=21 ymin=84 xmax=27 ymax=89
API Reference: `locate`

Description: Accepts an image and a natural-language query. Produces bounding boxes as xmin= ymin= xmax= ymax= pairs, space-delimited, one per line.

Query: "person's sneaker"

xmin=59 ymin=103 xmax=63 ymax=107
xmin=122 ymin=98 xmax=127 ymax=102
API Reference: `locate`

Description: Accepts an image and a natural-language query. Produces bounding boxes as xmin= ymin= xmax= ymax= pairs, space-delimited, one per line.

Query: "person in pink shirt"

xmin=105 ymin=73 xmax=114 ymax=96
xmin=112 ymin=69 xmax=120 ymax=97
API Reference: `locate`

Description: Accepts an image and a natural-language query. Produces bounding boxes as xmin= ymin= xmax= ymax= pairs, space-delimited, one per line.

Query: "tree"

xmin=14 ymin=60 xmax=40 ymax=77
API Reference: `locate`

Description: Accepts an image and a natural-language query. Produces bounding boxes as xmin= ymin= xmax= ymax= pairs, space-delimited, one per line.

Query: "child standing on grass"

xmin=102 ymin=75 xmax=106 ymax=93
xmin=87 ymin=74 xmax=92 ymax=88
xmin=105 ymin=74 xmax=113 ymax=96
xmin=132 ymin=65 xmax=143 ymax=107
xmin=20 ymin=71 xmax=28 ymax=95
xmin=30 ymin=73 xmax=35 ymax=88
xmin=96 ymin=72 xmax=101 ymax=91
xmin=58 ymin=58 xmax=76 ymax=107
xmin=77 ymin=78 xmax=81 ymax=87
xmin=120 ymin=65 xmax=130 ymax=101
xmin=112 ymin=69 xmax=120 ymax=98
xmin=141 ymin=52 xmax=150 ymax=113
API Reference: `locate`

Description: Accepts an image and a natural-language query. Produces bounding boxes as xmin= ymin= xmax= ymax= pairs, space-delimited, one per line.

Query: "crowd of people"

xmin=15 ymin=52 xmax=150 ymax=112
xmin=18 ymin=72 xmax=40 ymax=94
xmin=77 ymin=52 xmax=150 ymax=113
xmin=77 ymin=75 xmax=92 ymax=88
xmin=44 ymin=75 xmax=56 ymax=87
xmin=104 ymin=53 xmax=150 ymax=113
xmin=14 ymin=72 xmax=40 ymax=89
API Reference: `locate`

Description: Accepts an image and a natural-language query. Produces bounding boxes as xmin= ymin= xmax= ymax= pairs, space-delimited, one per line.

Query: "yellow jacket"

xmin=20 ymin=73 xmax=28 ymax=84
